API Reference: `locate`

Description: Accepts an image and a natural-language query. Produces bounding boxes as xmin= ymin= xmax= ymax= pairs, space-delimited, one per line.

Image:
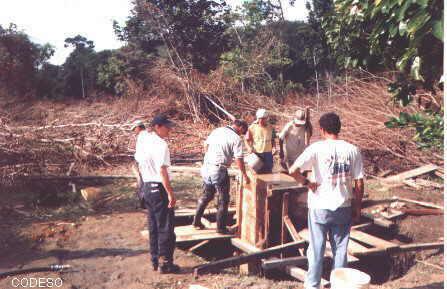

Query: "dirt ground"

xmin=0 ymin=174 xmax=444 ymax=289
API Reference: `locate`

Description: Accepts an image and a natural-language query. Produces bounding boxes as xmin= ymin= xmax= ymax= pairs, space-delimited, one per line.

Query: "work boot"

xmin=151 ymin=258 xmax=158 ymax=271
xmin=159 ymin=257 xmax=180 ymax=274
xmin=217 ymin=227 xmax=231 ymax=235
xmin=192 ymin=221 xmax=205 ymax=230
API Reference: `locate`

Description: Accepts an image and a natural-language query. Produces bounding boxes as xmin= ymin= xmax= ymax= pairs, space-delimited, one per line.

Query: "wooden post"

xmin=281 ymin=192 xmax=289 ymax=258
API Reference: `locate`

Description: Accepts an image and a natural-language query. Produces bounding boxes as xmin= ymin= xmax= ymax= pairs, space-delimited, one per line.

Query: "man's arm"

xmin=235 ymin=158 xmax=250 ymax=184
xmin=132 ymin=162 xmax=143 ymax=189
xmin=352 ymin=179 xmax=364 ymax=222
xmin=289 ymin=168 xmax=318 ymax=192
xmin=245 ymin=129 xmax=254 ymax=153
xmin=160 ymin=165 xmax=176 ymax=208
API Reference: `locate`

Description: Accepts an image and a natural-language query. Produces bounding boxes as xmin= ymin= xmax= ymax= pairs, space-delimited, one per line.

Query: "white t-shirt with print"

xmin=289 ymin=139 xmax=364 ymax=210
xmin=134 ymin=132 xmax=171 ymax=183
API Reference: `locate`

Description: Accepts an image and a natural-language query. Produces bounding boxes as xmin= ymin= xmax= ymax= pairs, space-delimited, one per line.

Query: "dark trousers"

xmin=143 ymin=182 xmax=176 ymax=264
xmin=194 ymin=167 xmax=230 ymax=230
xmin=256 ymin=152 xmax=274 ymax=173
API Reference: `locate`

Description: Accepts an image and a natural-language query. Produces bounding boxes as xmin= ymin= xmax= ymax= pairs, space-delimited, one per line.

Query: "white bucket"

xmin=330 ymin=268 xmax=371 ymax=289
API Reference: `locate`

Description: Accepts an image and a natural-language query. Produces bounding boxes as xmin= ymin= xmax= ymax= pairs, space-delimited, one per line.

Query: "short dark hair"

xmin=319 ymin=112 xmax=341 ymax=135
xmin=138 ymin=124 xmax=146 ymax=130
xmin=233 ymin=119 xmax=248 ymax=134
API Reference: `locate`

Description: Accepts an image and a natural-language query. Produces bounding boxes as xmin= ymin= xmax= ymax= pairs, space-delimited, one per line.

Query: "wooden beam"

xmin=231 ymin=238 xmax=261 ymax=253
xmin=284 ymin=216 xmax=300 ymax=242
xmin=399 ymin=242 xmax=443 ymax=252
xmin=285 ymin=266 xmax=330 ymax=287
xmin=262 ymin=256 xmax=309 ymax=270
xmin=349 ymin=230 xmax=398 ymax=249
xmin=175 ymin=207 xmax=236 ymax=218
xmin=188 ymin=240 xmax=210 ymax=252
xmin=400 ymin=208 xmax=443 ymax=216
xmin=194 ymin=240 xmax=306 ymax=275
xmin=384 ymin=164 xmax=438 ymax=183
xmin=281 ymin=193 xmax=289 ymax=258
xmin=361 ymin=211 xmax=394 ymax=228
xmin=392 ymin=196 xmax=444 ymax=210
xmin=351 ymin=223 xmax=373 ymax=230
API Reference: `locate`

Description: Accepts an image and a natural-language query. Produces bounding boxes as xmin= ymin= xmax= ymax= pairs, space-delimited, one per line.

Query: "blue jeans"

xmin=195 ymin=166 xmax=230 ymax=230
xmin=306 ymin=207 xmax=352 ymax=289
xmin=256 ymin=152 xmax=273 ymax=173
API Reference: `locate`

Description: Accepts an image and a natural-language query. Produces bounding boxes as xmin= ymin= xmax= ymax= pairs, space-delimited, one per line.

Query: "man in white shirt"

xmin=192 ymin=119 xmax=250 ymax=234
xmin=279 ymin=109 xmax=312 ymax=170
xmin=134 ymin=115 xmax=180 ymax=274
xmin=288 ymin=112 xmax=364 ymax=289
xmin=131 ymin=120 xmax=148 ymax=208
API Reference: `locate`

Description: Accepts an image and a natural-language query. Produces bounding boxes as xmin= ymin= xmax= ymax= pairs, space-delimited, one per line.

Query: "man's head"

xmin=131 ymin=120 xmax=146 ymax=134
xmin=232 ymin=119 xmax=248 ymax=136
xmin=319 ymin=112 xmax=341 ymax=137
xmin=151 ymin=115 xmax=175 ymax=138
xmin=293 ymin=109 xmax=306 ymax=126
xmin=256 ymin=108 xmax=269 ymax=126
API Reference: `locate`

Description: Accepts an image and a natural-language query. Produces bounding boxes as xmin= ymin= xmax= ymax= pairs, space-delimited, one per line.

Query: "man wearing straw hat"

xmin=279 ymin=108 xmax=312 ymax=171
xmin=288 ymin=112 xmax=364 ymax=289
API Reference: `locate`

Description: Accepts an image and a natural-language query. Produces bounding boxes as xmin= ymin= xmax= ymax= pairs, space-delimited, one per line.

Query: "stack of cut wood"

xmin=381 ymin=164 xmax=444 ymax=189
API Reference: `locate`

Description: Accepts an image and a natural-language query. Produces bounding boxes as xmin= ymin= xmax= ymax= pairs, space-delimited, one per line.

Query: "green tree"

xmin=323 ymin=0 xmax=443 ymax=148
xmin=117 ymin=0 xmax=232 ymax=72
xmin=0 ymin=23 xmax=54 ymax=96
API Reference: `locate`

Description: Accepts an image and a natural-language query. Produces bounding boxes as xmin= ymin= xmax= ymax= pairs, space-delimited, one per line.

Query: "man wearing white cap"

xmin=131 ymin=120 xmax=149 ymax=208
xmin=279 ymin=109 xmax=312 ymax=170
xmin=246 ymin=108 xmax=276 ymax=173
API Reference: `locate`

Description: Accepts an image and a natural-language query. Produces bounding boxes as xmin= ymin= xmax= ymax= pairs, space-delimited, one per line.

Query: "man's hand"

xmin=307 ymin=182 xmax=319 ymax=192
xmin=243 ymin=173 xmax=250 ymax=185
xmin=168 ymin=194 xmax=176 ymax=208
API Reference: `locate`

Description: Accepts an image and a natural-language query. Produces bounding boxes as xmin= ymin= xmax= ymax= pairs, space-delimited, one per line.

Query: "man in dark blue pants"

xmin=135 ymin=115 xmax=180 ymax=274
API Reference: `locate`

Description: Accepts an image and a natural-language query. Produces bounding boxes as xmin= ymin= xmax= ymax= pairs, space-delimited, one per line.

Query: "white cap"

xmin=256 ymin=108 xmax=268 ymax=119
xmin=294 ymin=110 xmax=306 ymax=125
xmin=130 ymin=120 xmax=145 ymax=130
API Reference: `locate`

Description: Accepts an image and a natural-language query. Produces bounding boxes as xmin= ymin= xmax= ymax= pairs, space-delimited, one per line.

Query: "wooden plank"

xmin=351 ymin=223 xmax=373 ymax=230
xmin=201 ymin=218 xmax=215 ymax=229
xmin=194 ymin=240 xmax=306 ymax=275
xmin=400 ymin=208 xmax=443 ymax=216
xmin=399 ymin=242 xmax=443 ymax=252
xmin=393 ymin=196 xmax=444 ymax=210
xmin=175 ymin=207 xmax=236 ymax=218
xmin=285 ymin=266 xmax=330 ymax=287
xmin=415 ymin=178 xmax=444 ymax=189
xmin=262 ymin=256 xmax=308 ymax=270
xmin=188 ymin=240 xmax=210 ymax=252
xmin=403 ymin=179 xmax=421 ymax=189
xmin=236 ymin=174 xmax=243 ymax=237
xmin=231 ymin=238 xmax=261 ymax=253
xmin=384 ymin=164 xmax=438 ymax=183
xmin=281 ymin=193 xmax=290 ymax=258
xmin=361 ymin=211 xmax=394 ymax=228
xmin=349 ymin=230 xmax=398 ymax=249
xmin=141 ymin=226 xmax=235 ymax=243
xmin=284 ymin=216 xmax=300 ymax=242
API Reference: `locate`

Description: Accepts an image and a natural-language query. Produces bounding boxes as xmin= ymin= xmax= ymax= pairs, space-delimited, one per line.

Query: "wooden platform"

xmin=175 ymin=225 xmax=235 ymax=243
xmin=140 ymin=225 xmax=234 ymax=243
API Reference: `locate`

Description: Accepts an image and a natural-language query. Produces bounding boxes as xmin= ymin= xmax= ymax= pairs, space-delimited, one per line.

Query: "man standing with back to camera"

xmin=192 ymin=119 xmax=250 ymax=234
xmin=134 ymin=115 xmax=180 ymax=274
xmin=288 ymin=112 xmax=364 ymax=289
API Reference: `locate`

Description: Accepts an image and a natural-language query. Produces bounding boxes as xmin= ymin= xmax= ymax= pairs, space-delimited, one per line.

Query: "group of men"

xmin=132 ymin=109 xmax=364 ymax=289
